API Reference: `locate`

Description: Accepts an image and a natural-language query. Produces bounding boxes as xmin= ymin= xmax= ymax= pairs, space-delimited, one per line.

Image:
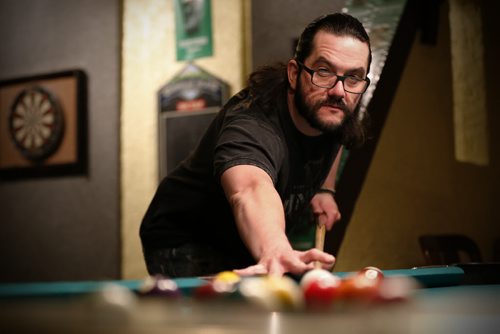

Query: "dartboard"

xmin=9 ymin=87 xmax=64 ymax=161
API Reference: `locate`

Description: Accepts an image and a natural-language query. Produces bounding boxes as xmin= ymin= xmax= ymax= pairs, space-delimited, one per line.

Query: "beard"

xmin=294 ymin=77 xmax=357 ymax=135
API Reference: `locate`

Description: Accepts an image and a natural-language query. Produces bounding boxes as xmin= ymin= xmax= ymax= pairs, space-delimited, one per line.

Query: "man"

xmin=140 ymin=13 xmax=371 ymax=278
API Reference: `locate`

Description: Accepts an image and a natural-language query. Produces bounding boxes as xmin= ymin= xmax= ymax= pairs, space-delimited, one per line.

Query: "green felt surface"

xmin=0 ymin=266 xmax=466 ymax=298
xmin=0 ymin=277 xmax=205 ymax=298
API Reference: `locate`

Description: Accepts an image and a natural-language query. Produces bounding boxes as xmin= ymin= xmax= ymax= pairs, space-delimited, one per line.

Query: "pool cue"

xmin=314 ymin=219 xmax=326 ymax=269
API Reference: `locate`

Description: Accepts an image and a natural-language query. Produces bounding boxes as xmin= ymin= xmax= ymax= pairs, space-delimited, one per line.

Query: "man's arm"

xmin=310 ymin=147 xmax=343 ymax=230
xmin=220 ymin=164 xmax=335 ymax=276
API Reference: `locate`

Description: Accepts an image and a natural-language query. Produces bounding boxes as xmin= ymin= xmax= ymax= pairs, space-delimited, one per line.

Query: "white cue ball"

xmin=300 ymin=268 xmax=336 ymax=290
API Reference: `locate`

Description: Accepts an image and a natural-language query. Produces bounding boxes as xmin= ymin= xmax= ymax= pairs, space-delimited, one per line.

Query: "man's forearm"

xmin=229 ymin=182 xmax=291 ymax=260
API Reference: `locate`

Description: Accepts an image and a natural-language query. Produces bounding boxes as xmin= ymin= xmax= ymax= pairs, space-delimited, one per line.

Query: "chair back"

xmin=418 ymin=234 xmax=482 ymax=265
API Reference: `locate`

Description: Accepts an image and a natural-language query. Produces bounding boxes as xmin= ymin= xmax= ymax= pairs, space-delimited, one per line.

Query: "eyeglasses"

xmin=296 ymin=61 xmax=370 ymax=94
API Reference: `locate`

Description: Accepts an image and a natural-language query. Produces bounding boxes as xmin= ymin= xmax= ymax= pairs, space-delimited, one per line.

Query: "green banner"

xmin=174 ymin=0 xmax=213 ymax=61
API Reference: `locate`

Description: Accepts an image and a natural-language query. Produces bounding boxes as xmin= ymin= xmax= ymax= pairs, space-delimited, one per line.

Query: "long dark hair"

xmin=295 ymin=13 xmax=372 ymax=74
xmin=247 ymin=63 xmax=288 ymax=112
xmin=247 ymin=13 xmax=371 ymax=148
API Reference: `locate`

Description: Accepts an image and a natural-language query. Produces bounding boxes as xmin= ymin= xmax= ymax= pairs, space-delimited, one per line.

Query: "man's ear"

xmin=287 ymin=59 xmax=299 ymax=91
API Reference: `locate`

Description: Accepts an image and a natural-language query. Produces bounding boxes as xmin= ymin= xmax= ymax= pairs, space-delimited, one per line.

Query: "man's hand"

xmin=310 ymin=192 xmax=341 ymax=230
xmin=221 ymin=165 xmax=337 ymax=278
xmin=233 ymin=245 xmax=335 ymax=277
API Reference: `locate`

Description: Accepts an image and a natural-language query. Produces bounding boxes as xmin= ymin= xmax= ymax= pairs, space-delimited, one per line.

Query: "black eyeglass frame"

xmin=296 ymin=60 xmax=370 ymax=94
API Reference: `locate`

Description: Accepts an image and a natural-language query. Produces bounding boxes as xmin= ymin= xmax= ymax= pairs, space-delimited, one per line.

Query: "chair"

xmin=418 ymin=234 xmax=482 ymax=265
xmin=493 ymin=238 xmax=500 ymax=262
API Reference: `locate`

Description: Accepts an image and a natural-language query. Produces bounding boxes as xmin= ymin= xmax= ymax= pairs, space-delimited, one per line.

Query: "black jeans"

xmin=143 ymin=243 xmax=244 ymax=278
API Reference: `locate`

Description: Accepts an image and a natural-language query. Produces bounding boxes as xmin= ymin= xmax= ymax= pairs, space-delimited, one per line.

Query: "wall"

xmin=251 ymin=0 xmax=344 ymax=69
xmin=0 ymin=0 xmax=122 ymax=281
xmin=1 ymin=0 xmax=496 ymax=282
xmin=121 ymin=0 xmax=251 ymax=279
xmin=122 ymin=0 xmax=500 ymax=276
xmin=336 ymin=1 xmax=500 ymax=271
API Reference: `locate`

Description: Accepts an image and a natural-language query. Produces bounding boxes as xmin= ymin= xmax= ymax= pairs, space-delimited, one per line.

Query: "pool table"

xmin=0 ymin=264 xmax=499 ymax=333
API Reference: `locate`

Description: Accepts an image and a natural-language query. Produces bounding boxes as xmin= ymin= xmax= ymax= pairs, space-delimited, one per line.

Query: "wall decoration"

xmin=174 ymin=0 xmax=213 ymax=61
xmin=157 ymin=62 xmax=229 ymax=179
xmin=158 ymin=62 xmax=228 ymax=112
xmin=0 ymin=70 xmax=87 ymax=179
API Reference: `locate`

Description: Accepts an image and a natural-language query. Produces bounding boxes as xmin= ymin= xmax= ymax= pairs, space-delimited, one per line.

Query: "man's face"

xmin=293 ymin=31 xmax=370 ymax=134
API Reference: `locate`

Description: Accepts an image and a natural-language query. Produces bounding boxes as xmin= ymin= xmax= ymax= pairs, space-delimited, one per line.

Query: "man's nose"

xmin=327 ymin=78 xmax=346 ymax=98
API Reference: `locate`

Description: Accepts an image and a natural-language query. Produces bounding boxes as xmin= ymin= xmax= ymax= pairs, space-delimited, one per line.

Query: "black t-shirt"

xmin=140 ymin=88 xmax=341 ymax=266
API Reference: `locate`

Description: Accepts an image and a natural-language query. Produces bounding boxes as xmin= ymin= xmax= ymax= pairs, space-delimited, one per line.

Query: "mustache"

xmin=319 ymin=97 xmax=348 ymax=112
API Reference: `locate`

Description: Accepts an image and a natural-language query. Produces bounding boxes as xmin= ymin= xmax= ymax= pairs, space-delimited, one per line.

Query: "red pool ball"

xmin=339 ymin=267 xmax=384 ymax=301
xmin=303 ymin=274 xmax=341 ymax=309
xmin=194 ymin=271 xmax=241 ymax=300
xmin=300 ymin=269 xmax=336 ymax=290
xmin=193 ymin=282 xmax=219 ymax=300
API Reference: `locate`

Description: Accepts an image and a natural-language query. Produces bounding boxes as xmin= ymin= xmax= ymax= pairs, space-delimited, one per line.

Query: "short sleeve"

xmin=214 ymin=116 xmax=284 ymax=184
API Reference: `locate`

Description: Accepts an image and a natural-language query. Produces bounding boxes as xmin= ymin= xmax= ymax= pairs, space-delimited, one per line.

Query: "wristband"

xmin=317 ymin=188 xmax=336 ymax=198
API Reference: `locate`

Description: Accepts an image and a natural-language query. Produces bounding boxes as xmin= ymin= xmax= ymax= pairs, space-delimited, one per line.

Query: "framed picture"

xmin=0 ymin=70 xmax=87 ymax=179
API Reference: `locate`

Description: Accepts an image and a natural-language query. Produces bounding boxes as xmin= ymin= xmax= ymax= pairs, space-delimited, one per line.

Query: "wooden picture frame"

xmin=0 ymin=70 xmax=87 ymax=179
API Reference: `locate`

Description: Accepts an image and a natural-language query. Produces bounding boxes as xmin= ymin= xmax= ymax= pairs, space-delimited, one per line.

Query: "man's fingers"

xmin=234 ymin=249 xmax=334 ymax=278
xmin=320 ymin=262 xmax=334 ymax=270
xmin=316 ymin=213 xmax=328 ymax=227
xmin=233 ymin=264 xmax=267 ymax=276
xmin=298 ymin=249 xmax=335 ymax=266
xmin=322 ymin=211 xmax=341 ymax=230
xmin=268 ymin=261 xmax=286 ymax=277
xmin=315 ymin=212 xmax=337 ymax=231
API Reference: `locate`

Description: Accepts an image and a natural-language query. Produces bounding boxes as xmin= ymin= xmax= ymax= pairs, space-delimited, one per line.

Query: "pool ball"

xmin=300 ymin=268 xmax=336 ymax=290
xmin=212 ymin=271 xmax=241 ymax=293
xmin=86 ymin=283 xmax=137 ymax=324
xmin=303 ymin=274 xmax=341 ymax=309
xmin=238 ymin=276 xmax=268 ymax=307
xmin=193 ymin=282 xmax=220 ymax=300
xmin=194 ymin=271 xmax=242 ymax=300
xmin=213 ymin=271 xmax=241 ymax=285
xmin=266 ymin=275 xmax=304 ymax=310
xmin=338 ymin=274 xmax=381 ymax=301
xmin=138 ymin=275 xmax=181 ymax=298
xmin=356 ymin=266 xmax=384 ymax=283
xmin=375 ymin=276 xmax=419 ymax=303
xmin=239 ymin=275 xmax=304 ymax=311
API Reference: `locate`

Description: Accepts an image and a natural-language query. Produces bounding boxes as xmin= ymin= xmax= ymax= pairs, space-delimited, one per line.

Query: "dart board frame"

xmin=0 ymin=70 xmax=87 ymax=179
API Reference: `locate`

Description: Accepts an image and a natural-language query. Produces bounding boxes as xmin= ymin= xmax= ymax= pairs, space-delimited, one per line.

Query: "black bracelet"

xmin=317 ymin=188 xmax=336 ymax=197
